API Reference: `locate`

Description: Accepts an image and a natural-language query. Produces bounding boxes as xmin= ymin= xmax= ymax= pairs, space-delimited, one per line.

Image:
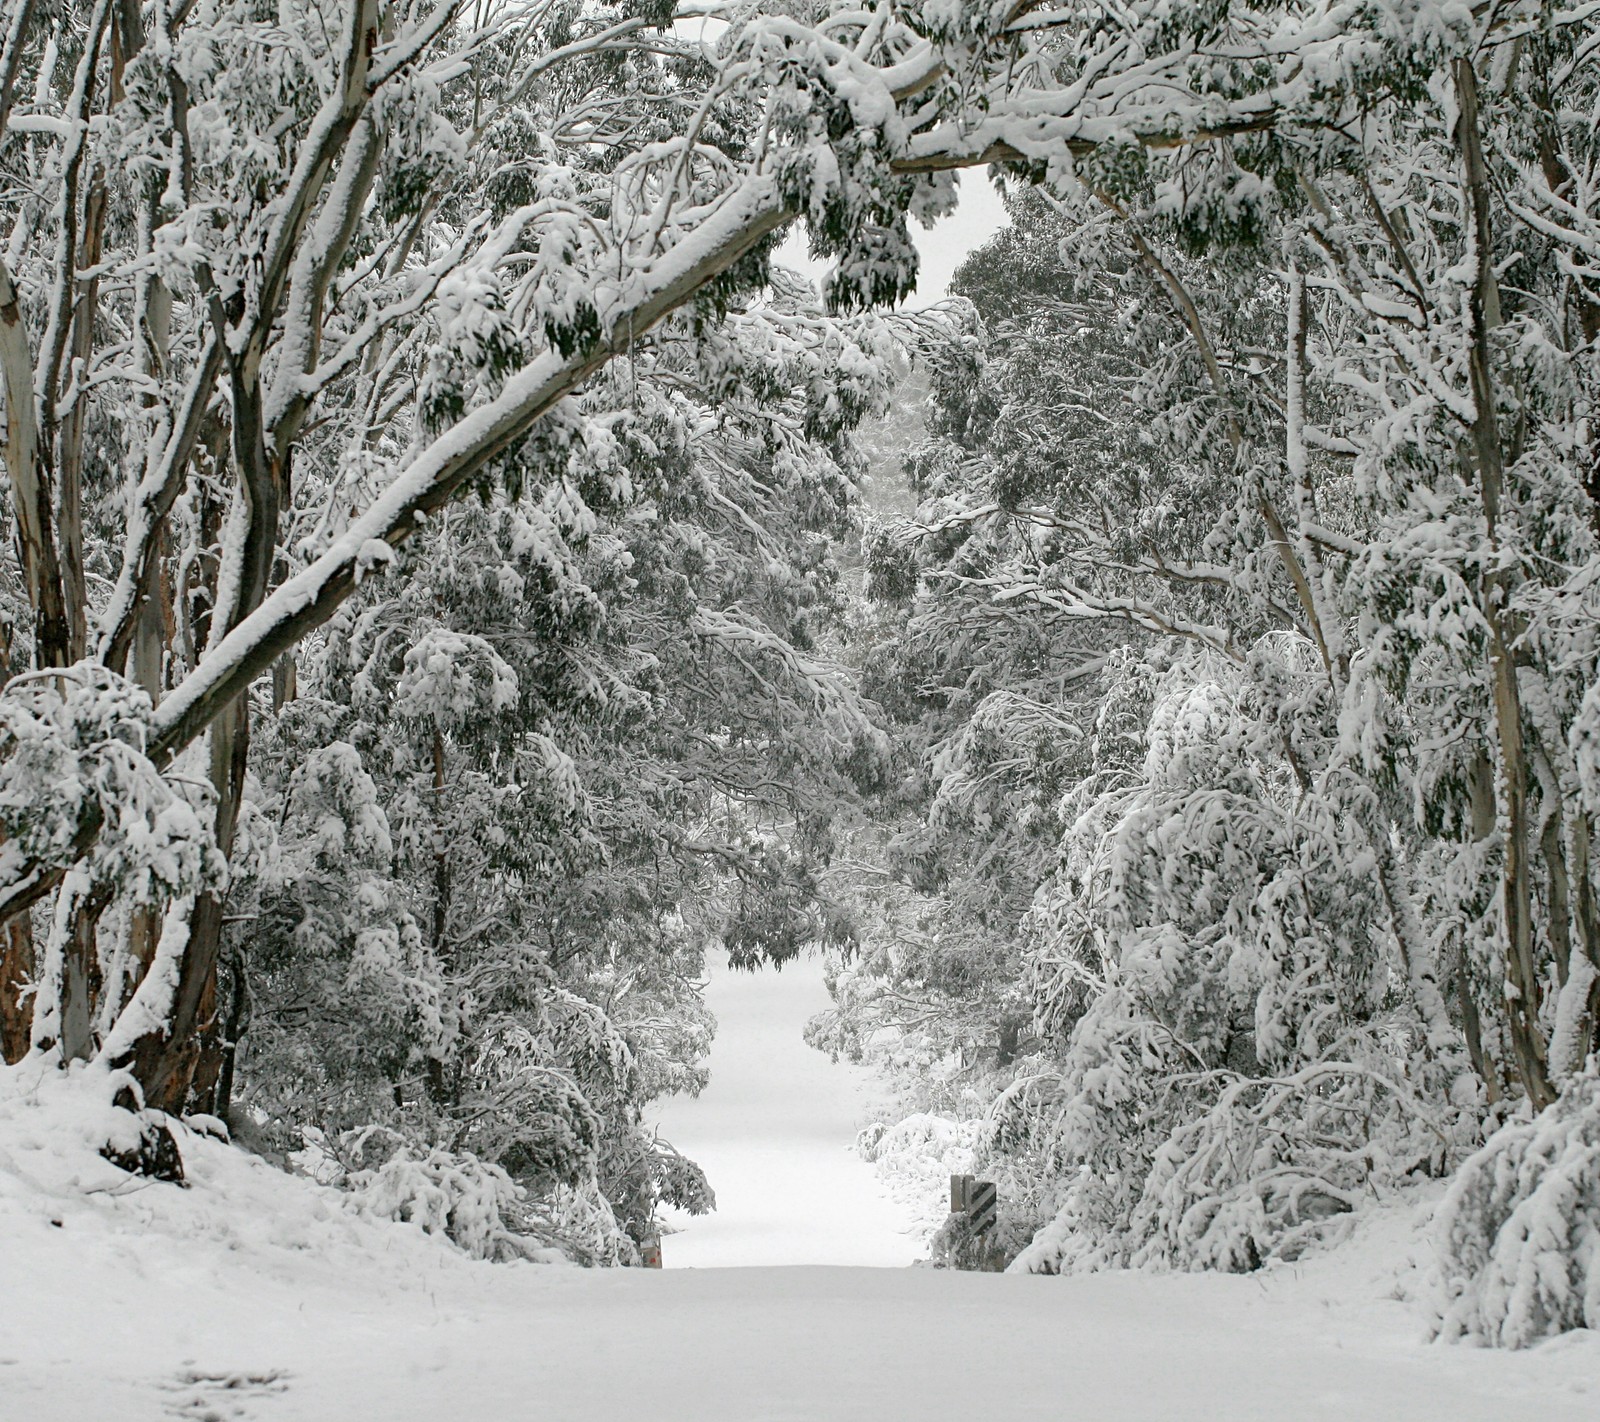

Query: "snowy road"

xmin=5 ymin=1115 xmax=1596 ymax=1422
xmin=6 ymin=969 xmax=1597 ymax=1422
xmin=651 ymin=949 xmax=920 ymax=1267
xmin=10 ymin=1222 xmax=1597 ymax=1422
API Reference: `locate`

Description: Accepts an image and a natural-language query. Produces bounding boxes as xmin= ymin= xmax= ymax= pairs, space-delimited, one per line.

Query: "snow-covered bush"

xmin=1012 ymin=1055 xmax=1454 ymax=1275
xmin=1434 ymin=1071 xmax=1600 ymax=1346
xmin=999 ymin=646 xmax=1473 ymax=1272
xmin=349 ymin=1144 xmax=542 ymax=1263
xmin=859 ymin=1112 xmax=986 ymax=1234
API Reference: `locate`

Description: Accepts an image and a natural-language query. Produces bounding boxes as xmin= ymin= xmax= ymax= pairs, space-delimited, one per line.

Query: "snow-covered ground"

xmin=4 ymin=1072 xmax=1599 ymax=1421
xmin=651 ymin=949 xmax=920 ymax=1266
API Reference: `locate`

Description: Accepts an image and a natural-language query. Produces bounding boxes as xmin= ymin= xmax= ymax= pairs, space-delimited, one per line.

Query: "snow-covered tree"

xmin=221 ymin=276 xmax=895 ymax=1253
xmin=825 ymin=4 xmax=1600 ymax=1325
xmin=0 ymin=0 xmax=1595 ymax=1324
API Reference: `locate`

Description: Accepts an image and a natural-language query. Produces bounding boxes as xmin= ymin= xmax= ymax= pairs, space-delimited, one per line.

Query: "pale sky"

xmin=668 ymin=16 xmax=1011 ymax=305
xmin=776 ymin=167 xmax=1011 ymax=307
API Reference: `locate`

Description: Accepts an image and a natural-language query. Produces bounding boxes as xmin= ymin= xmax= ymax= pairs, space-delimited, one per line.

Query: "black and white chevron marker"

xmin=968 ymin=1180 xmax=998 ymax=1233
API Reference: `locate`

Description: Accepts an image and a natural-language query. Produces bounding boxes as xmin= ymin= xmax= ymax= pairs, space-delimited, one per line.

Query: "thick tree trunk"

xmin=271 ymin=653 xmax=297 ymax=711
xmin=58 ymin=896 xmax=103 ymax=1061
xmin=53 ymin=164 xmax=108 ymax=666
xmin=0 ymin=258 xmax=74 ymax=669
xmin=0 ymin=911 xmax=33 ymax=1064
xmin=1488 ymin=611 xmax=1550 ymax=1107
xmin=132 ymin=545 xmax=168 ymax=701
xmin=127 ymin=696 xmax=249 ymax=1113
xmin=187 ymin=963 xmax=224 ymax=1115
xmin=1461 ymin=752 xmax=1503 ymax=1102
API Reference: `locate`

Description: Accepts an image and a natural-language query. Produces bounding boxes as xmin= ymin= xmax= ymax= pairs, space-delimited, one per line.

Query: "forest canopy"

xmin=0 ymin=0 xmax=1597 ymax=1343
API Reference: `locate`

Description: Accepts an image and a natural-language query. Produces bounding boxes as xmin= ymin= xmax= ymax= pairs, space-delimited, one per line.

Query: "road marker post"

xmin=950 ymin=1173 xmax=974 ymax=1213
xmin=951 ymin=1173 xmax=998 ymax=1232
xmin=968 ymin=1180 xmax=998 ymax=1234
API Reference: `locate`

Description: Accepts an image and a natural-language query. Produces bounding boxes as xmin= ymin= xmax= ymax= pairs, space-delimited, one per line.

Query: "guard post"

xmin=968 ymin=1180 xmax=998 ymax=1234
xmin=950 ymin=1173 xmax=998 ymax=1233
xmin=950 ymin=1173 xmax=974 ymax=1214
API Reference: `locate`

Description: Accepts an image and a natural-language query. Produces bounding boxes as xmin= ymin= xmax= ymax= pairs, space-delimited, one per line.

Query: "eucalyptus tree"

xmin=854 ymin=0 xmax=1596 ymax=1329
xmin=0 ymin=0 xmax=937 ymax=1112
xmin=0 ymin=0 xmax=1594 ymax=1323
xmin=225 ymin=278 xmax=891 ymax=1253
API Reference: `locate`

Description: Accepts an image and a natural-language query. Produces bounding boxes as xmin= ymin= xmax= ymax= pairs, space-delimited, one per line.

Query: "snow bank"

xmin=5 ymin=1114 xmax=1599 ymax=1422
xmin=6 ymin=1059 xmax=1600 ymax=1420
xmin=0 ymin=1058 xmax=558 ymax=1295
xmin=858 ymin=1110 xmax=985 ymax=1238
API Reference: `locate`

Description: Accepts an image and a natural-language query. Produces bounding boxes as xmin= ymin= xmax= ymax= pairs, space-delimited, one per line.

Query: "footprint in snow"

xmin=162 ymin=1367 xmax=289 ymax=1421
